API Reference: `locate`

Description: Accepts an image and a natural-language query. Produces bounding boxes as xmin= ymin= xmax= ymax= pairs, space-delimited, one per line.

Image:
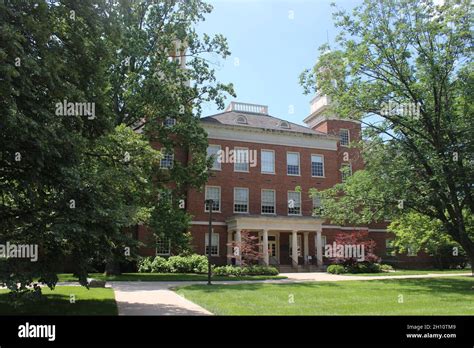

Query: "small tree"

xmin=227 ymin=231 xmax=262 ymax=266
xmin=328 ymin=231 xmax=379 ymax=268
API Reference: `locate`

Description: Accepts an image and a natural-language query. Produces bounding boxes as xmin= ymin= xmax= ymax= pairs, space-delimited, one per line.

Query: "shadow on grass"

xmin=0 ymin=292 xmax=118 ymax=315
xmin=179 ymin=276 xmax=474 ymax=297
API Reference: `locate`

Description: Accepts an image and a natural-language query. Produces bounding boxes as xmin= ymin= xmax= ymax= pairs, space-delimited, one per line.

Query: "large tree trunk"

xmin=104 ymin=258 xmax=121 ymax=276
xmin=449 ymin=225 xmax=474 ymax=276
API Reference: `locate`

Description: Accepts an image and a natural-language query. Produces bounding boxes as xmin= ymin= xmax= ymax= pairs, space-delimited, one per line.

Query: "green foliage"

xmin=380 ymin=264 xmax=394 ymax=272
xmin=138 ymin=254 xmax=208 ymax=274
xmin=301 ymin=0 xmax=474 ymax=270
xmin=213 ymin=265 xmax=279 ymax=276
xmin=327 ymin=264 xmax=347 ymax=274
xmin=0 ymin=0 xmax=234 ymax=297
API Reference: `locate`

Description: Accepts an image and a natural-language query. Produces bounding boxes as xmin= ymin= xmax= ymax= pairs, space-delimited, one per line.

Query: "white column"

xmin=316 ymin=228 xmax=323 ymax=268
xmin=303 ymin=232 xmax=309 ymax=265
xmin=235 ymin=229 xmax=242 ymax=266
xmin=291 ymin=230 xmax=298 ymax=268
xmin=227 ymin=231 xmax=233 ymax=265
xmin=262 ymin=229 xmax=269 ymax=266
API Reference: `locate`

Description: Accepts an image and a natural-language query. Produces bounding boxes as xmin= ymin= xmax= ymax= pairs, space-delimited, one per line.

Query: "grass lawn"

xmin=176 ymin=276 xmax=474 ymax=315
xmin=0 ymin=286 xmax=117 ymax=315
xmin=57 ymin=273 xmax=286 ymax=282
xmin=347 ymin=269 xmax=472 ymax=277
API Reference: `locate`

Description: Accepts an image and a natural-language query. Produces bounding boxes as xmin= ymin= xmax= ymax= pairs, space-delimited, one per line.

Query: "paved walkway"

xmin=110 ymin=281 xmax=212 ymax=316
xmin=108 ymin=272 xmax=471 ymax=315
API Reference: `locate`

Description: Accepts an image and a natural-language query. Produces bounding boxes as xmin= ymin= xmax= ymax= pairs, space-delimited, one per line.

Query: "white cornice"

xmin=202 ymin=123 xmax=339 ymax=151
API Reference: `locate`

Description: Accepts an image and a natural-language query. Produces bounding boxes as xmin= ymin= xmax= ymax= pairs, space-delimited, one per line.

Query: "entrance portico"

xmin=226 ymin=215 xmax=324 ymax=269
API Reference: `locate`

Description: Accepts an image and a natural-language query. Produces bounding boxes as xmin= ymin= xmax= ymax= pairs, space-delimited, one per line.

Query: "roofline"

xmin=201 ymin=110 xmax=328 ymax=136
xmin=201 ymin=121 xmax=340 ymax=142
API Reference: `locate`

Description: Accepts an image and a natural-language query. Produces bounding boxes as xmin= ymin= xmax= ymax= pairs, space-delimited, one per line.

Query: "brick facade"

xmin=139 ymin=100 xmax=427 ymax=269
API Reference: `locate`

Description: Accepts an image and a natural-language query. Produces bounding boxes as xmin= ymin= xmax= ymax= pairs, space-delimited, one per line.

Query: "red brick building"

xmin=139 ymin=96 xmax=403 ymax=271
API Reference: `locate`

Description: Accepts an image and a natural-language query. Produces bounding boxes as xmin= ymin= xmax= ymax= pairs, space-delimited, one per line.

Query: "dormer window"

xmin=236 ymin=115 xmax=248 ymax=124
xmin=279 ymin=121 xmax=290 ymax=129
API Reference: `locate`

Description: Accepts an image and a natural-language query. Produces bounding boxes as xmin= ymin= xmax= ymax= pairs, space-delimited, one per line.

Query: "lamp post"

xmin=205 ymin=199 xmax=213 ymax=285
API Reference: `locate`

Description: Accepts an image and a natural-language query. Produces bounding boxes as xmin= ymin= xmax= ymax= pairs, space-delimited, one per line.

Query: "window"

xmin=341 ymin=163 xmax=352 ymax=182
xmin=287 ymin=152 xmax=300 ymax=175
xmin=340 ymin=129 xmax=350 ymax=146
xmin=160 ymin=151 xmax=174 ymax=169
xmin=312 ymin=193 xmax=323 ymax=216
xmin=279 ymin=121 xmax=290 ymax=129
xmin=234 ymin=188 xmax=249 ymax=213
xmin=205 ymin=186 xmax=221 ymax=212
xmin=288 ymin=191 xmax=301 ymax=215
xmin=205 ymin=232 xmax=219 ymax=256
xmin=234 ymin=147 xmax=249 ymax=172
xmin=311 ymin=155 xmax=324 ymax=177
xmin=261 ymin=150 xmax=275 ymax=174
xmin=207 ymin=145 xmax=221 ymax=170
xmin=164 ymin=117 xmax=176 ymax=127
xmin=321 ymin=235 xmax=327 ymax=247
xmin=289 ymin=235 xmax=302 ymax=257
xmin=156 ymin=237 xmax=171 ymax=255
xmin=261 ymin=189 xmax=276 ymax=214
xmin=236 ymin=115 xmax=247 ymax=124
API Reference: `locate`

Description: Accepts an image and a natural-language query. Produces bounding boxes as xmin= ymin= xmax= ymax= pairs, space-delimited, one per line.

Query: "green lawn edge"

xmin=57 ymin=273 xmax=287 ymax=282
xmin=174 ymin=276 xmax=474 ymax=315
xmin=0 ymin=286 xmax=117 ymax=315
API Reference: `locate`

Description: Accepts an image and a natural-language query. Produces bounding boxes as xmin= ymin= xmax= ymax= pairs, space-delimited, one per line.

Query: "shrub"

xmin=346 ymin=262 xmax=381 ymax=274
xmin=168 ymin=254 xmax=209 ymax=273
xmin=380 ymin=264 xmax=394 ymax=272
xmin=137 ymin=257 xmax=153 ymax=273
xmin=213 ymin=265 xmax=242 ymax=277
xmin=327 ymin=264 xmax=346 ymax=274
xmin=213 ymin=265 xmax=279 ymax=276
xmin=187 ymin=254 xmax=209 ymax=274
xmin=243 ymin=265 xmax=279 ymax=275
xmin=151 ymin=256 xmax=170 ymax=273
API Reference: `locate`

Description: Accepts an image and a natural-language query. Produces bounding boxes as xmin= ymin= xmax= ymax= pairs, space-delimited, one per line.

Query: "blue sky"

xmin=197 ymin=0 xmax=362 ymax=125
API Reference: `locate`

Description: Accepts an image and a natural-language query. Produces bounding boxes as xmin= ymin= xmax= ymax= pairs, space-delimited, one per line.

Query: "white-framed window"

xmin=312 ymin=193 xmax=323 ymax=216
xmin=234 ymin=187 xmax=249 ymax=213
xmin=288 ymin=191 xmax=301 ymax=215
xmin=311 ymin=154 xmax=324 ymax=177
xmin=204 ymin=186 xmax=221 ymax=212
xmin=287 ymin=152 xmax=300 ymax=175
xmin=289 ymin=235 xmax=302 ymax=257
xmin=160 ymin=150 xmax=174 ymax=169
xmin=321 ymin=235 xmax=327 ymax=247
xmin=205 ymin=232 xmax=219 ymax=256
xmin=156 ymin=237 xmax=171 ymax=255
xmin=261 ymin=150 xmax=275 ymax=174
xmin=207 ymin=145 xmax=221 ymax=170
xmin=341 ymin=163 xmax=352 ymax=182
xmin=261 ymin=189 xmax=276 ymax=214
xmin=234 ymin=147 xmax=249 ymax=172
xmin=340 ymin=129 xmax=350 ymax=146
xmin=163 ymin=117 xmax=176 ymax=127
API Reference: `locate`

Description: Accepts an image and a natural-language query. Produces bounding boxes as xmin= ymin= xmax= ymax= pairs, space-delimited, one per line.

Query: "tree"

xmin=227 ymin=231 xmax=262 ymax=266
xmin=300 ymin=0 xmax=473 ymax=273
xmin=105 ymin=0 xmax=235 ymax=254
xmin=327 ymin=231 xmax=380 ymax=268
xmin=389 ymin=212 xmax=468 ymax=268
xmin=0 ymin=0 xmax=234 ymax=295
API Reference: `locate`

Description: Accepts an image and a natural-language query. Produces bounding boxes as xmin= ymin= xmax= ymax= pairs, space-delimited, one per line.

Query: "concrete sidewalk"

xmin=110 ymin=281 xmax=212 ymax=315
